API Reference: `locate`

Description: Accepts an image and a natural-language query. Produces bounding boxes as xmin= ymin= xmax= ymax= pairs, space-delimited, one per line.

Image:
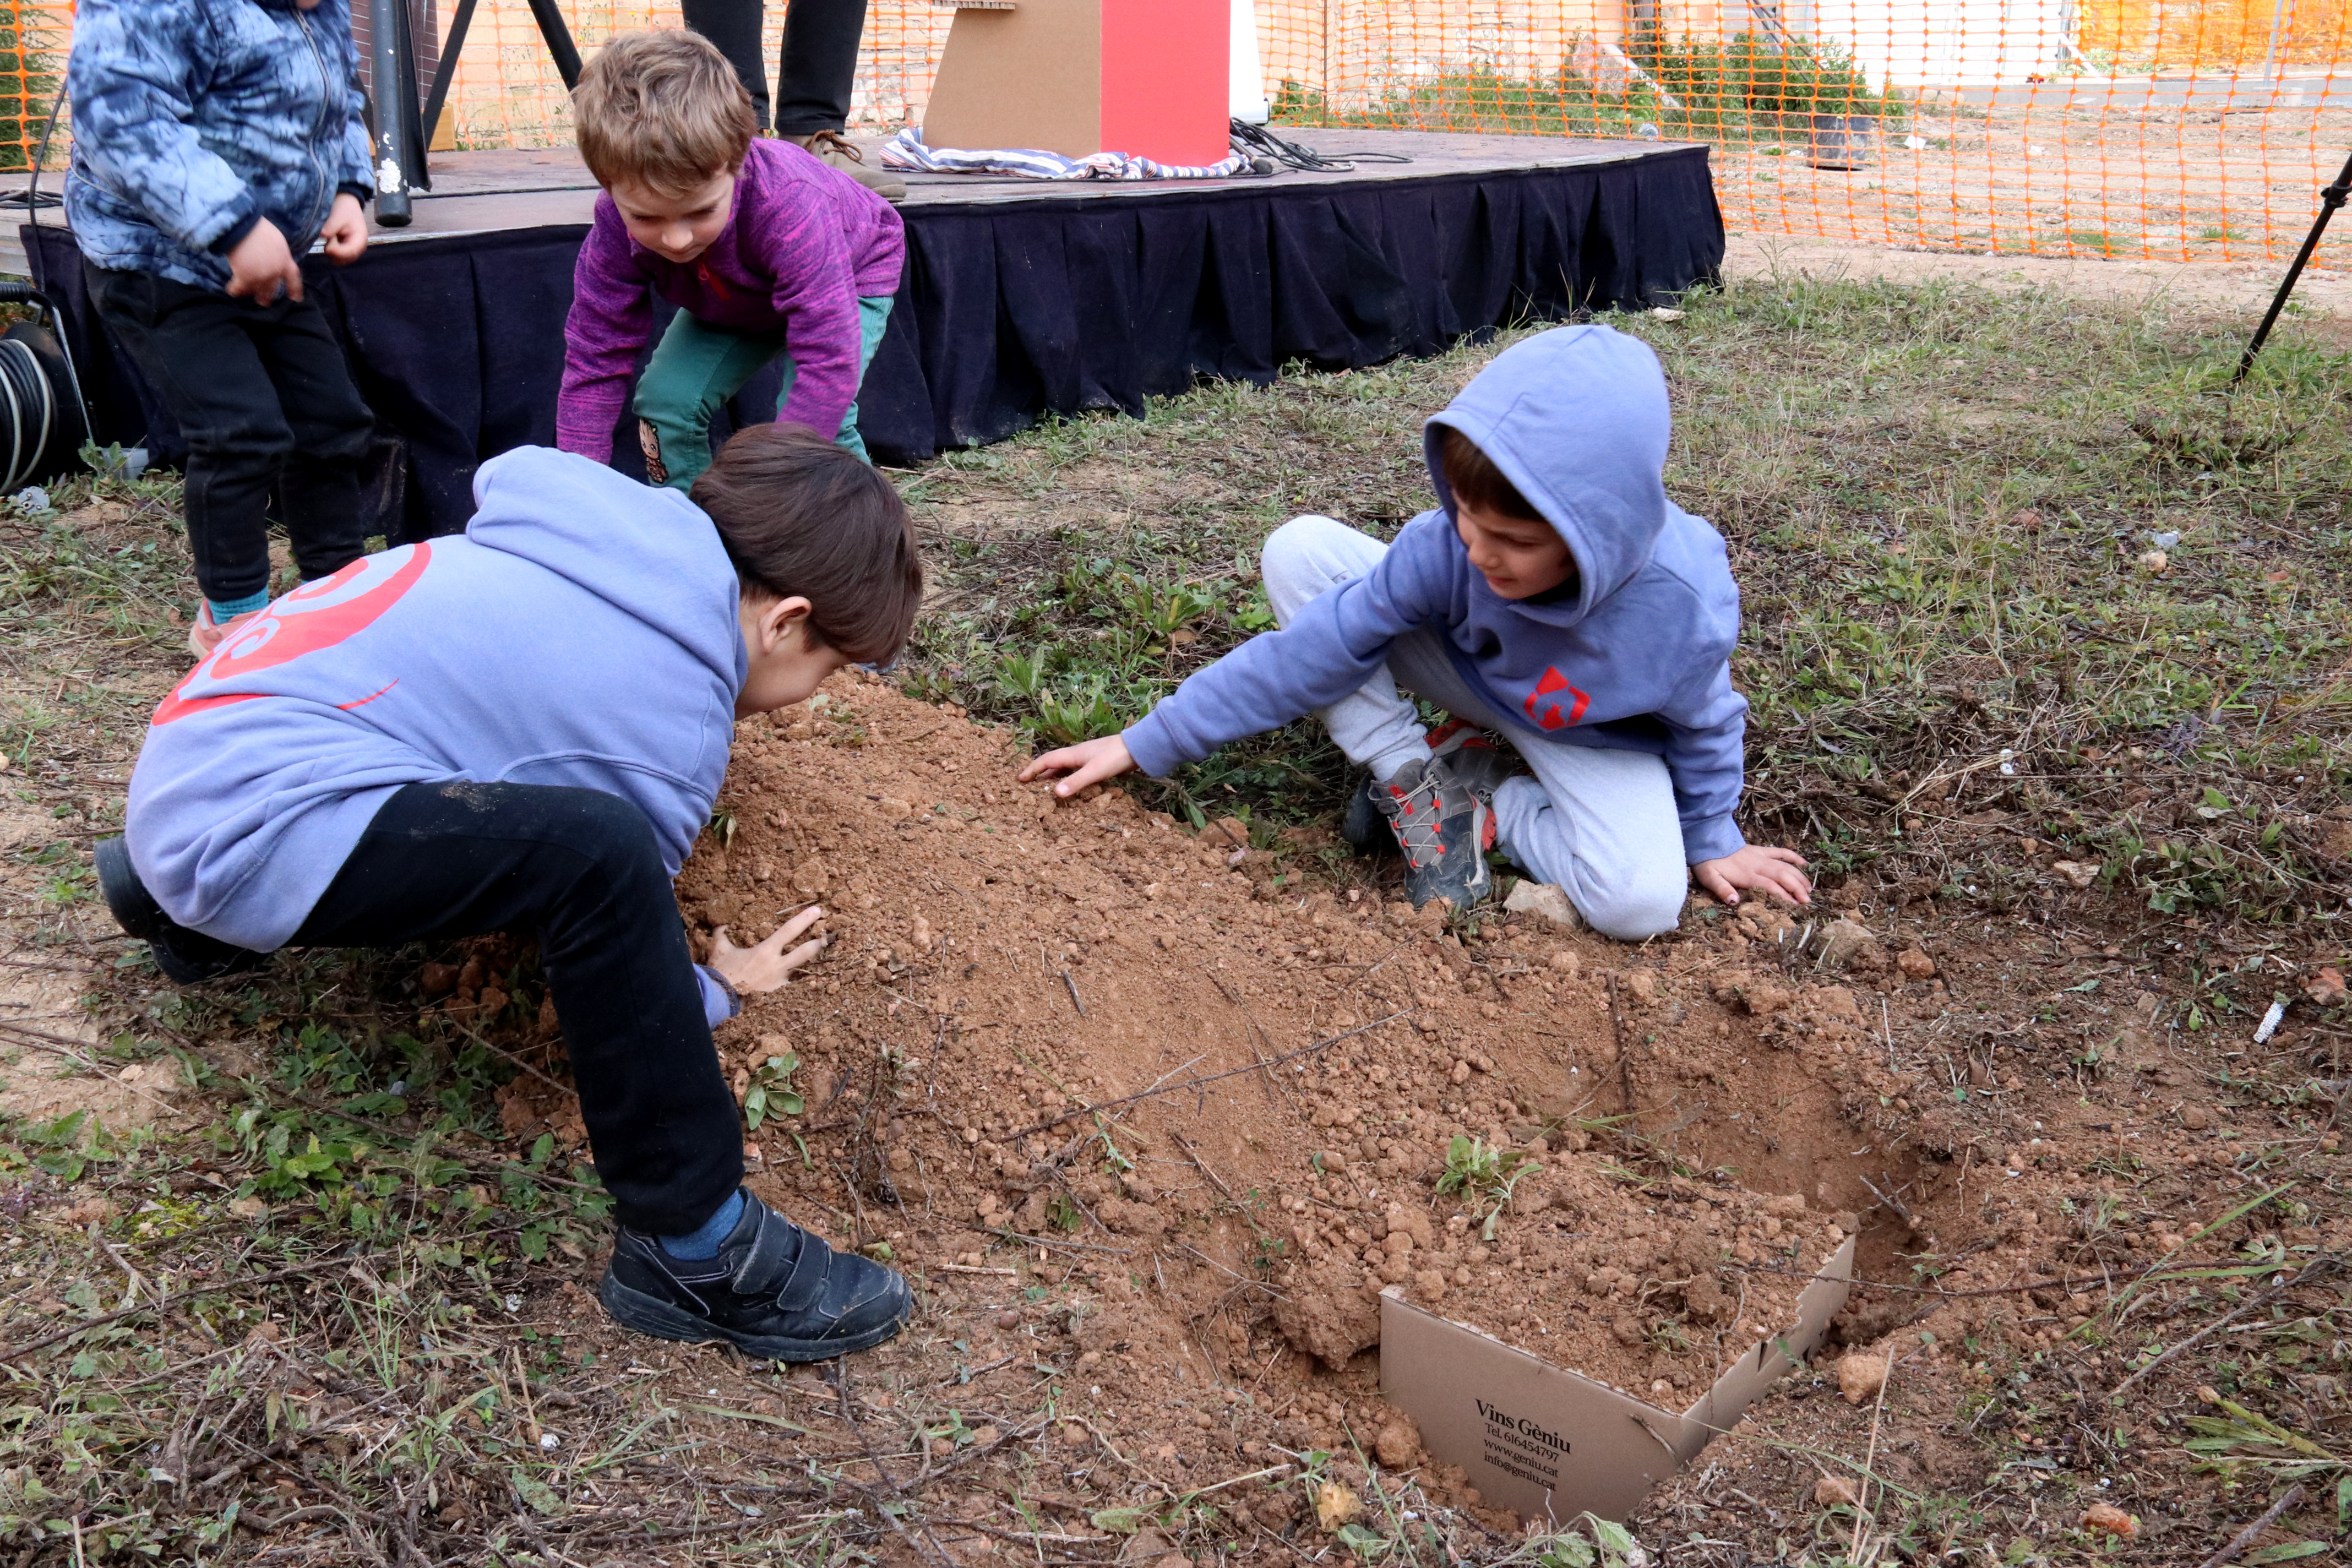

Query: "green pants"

xmin=632 ymin=293 xmax=894 ymax=491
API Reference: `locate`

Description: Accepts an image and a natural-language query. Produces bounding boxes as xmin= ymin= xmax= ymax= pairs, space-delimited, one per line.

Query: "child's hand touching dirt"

xmin=1692 ymin=844 xmax=1812 ymax=910
xmin=707 ymin=904 xmax=828 ymax=994
xmin=1017 ymin=734 xmax=1136 ymax=799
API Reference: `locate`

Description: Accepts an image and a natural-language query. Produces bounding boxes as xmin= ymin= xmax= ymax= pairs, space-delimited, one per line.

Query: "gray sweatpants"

xmin=1262 ymin=515 xmax=1689 ymax=940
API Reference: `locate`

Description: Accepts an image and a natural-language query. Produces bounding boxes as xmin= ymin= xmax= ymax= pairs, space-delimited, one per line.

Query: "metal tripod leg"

xmin=526 ymin=0 xmax=584 ymax=90
xmin=421 ymin=0 xmax=482 ymax=149
xmin=2234 ymin=146 xmax=2352 ymax=385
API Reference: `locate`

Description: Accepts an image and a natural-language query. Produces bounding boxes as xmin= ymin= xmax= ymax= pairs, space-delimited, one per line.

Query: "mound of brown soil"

xmin=484 ymin=671 xmax=2292 ymax=1534
xmin=494 ymin=678 xmax=1943 ymax=1407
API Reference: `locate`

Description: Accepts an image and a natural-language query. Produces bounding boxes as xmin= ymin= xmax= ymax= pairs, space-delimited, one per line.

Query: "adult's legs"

xmin=1259 ymin=514 xmax=1690 ymax=938
xmin=679 ymin=0 xmax=773 ymax=129
xmin=291 ymin=781 xmax=742 ymax=1236
xmin=774 ymin=0 xmax=867 ymax=134
xmin=631 ymin=313 xmax=790 ymax=491
xmin=84 ymin=264 xmax=300 ymax=616
xmin=251 ymin=296 xmax=377 ymax=582
xmin=768 ymin=293 xmax=893 ymax=463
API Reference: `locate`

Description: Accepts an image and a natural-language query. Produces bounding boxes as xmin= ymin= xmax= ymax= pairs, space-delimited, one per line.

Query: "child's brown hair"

xmin=1436 ymin=426 xmax=1544 ymax=522
xmin=572 ymin=29 xmax=755 ymax=197
xmin=692 ymin=424 xmax=925 ymax=666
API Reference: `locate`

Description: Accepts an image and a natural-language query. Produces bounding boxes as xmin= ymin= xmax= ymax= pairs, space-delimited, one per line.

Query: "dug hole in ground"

xmin=469 ymin=668 xmax=2290 ymax=1551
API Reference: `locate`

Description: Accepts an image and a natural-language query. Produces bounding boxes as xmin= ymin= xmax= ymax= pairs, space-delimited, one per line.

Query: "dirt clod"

xmin=2081 ymin=1503 xmax=2137 ymax=1539
xmin=1814 ymin=1475 xmax=1859 ymax=1507
xmin=1895 ymin=948 xmax=1937 ymax=979
xmin=1375 ymin=1413 xmax=1425 ymax=1468
xmin=1836 ymin=1353 xmax=1889 ymax=1404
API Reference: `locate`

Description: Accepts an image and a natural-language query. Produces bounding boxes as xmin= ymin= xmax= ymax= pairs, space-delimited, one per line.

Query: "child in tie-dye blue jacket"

xmin=66 ymin=0 xmax=382 ymax=656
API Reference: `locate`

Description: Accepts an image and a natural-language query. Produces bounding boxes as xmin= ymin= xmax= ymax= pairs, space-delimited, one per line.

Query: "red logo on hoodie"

xmin=1523 ymin=667 xmax=1590 ymax=731
xmin=152 ymin=545 xmax=434 ymax=727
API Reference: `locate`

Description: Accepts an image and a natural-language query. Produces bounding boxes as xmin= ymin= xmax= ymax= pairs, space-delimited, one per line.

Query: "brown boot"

xmin=783 ymin=129 xmax=906 ymax=203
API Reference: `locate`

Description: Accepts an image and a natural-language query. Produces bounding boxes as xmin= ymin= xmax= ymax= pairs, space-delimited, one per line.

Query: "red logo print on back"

xmin=1523 ymin=666 xmax=1591 ymax=731
xmin=151 ymin=545 xmax=434 ymax=727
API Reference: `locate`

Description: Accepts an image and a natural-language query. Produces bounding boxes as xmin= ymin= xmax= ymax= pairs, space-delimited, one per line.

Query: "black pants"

xmin=83 ymin=263 xmax=375 ymax=608
xmin=293 ymin=781 xmax=742 ymax=1236
xmin=681 ymin=0 xmax=867 ymax=134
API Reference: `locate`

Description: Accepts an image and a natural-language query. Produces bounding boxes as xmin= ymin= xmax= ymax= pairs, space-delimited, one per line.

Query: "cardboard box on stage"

xmin=1379 ymin=1237 xmax=1856 ymax=1525
xmin=922 ymin=0 xmax=1230 ymax=165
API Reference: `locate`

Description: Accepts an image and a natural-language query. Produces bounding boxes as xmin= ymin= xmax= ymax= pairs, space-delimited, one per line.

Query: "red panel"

xmin=1099 ymin=0 xmax=1230 ymax=164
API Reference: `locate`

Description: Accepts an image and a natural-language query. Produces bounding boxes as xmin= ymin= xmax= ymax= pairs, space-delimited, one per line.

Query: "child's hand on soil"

xmin=320 ymin=193 xmax=369 ymax=265
xmin=1016 ymin=733 xmax=1136 ymax=798
xmin=1692 ymin=844 xmax=1812 ymax=909
xmin=707 ymin=904 xmax=827 ymax=994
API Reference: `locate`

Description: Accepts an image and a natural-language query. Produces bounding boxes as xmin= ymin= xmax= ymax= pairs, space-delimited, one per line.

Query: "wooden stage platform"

xmin=21 ymin=127 xmax=1725 ymax=534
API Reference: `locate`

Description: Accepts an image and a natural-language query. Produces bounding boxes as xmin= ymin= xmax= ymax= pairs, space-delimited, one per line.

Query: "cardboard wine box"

xmin=1379 ymin=1237 xmax=1856 ymax=1524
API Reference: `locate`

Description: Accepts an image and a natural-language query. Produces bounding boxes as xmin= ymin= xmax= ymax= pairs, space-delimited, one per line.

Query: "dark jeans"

xmin=293 ymin=781 xmax=742 ymax=1236
xmin=681 ymin=0 xmax=867 ymax=134
xmin=83 ymin=263 xmax=375 ymax=607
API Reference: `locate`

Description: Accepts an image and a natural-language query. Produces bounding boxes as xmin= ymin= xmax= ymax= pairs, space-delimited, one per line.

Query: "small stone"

xmin=1814 ymin=1476 xmax=1859 ymax=1507
xmin=1504 ymin=881 xmax=1583 ymax=929
xmin=1836 ymin=1353 xmax=1888 ymax=1404
xmin=997 ymin=1310 xmax=1021 ymax=1329
xmin=2181 ymin=1105 xmax=2211 ymax=1131
xmin=1896 ymin=948 xmax=1937 ymax=980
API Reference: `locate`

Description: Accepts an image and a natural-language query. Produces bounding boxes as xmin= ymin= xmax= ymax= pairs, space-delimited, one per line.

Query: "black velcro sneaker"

xmin=599 ymin=1189 xmax=913 ymax=1362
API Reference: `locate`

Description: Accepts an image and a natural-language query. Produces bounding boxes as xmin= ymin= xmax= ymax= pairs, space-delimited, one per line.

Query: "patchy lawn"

xmin=1 ymin=273 xmax=2348 ymax=1567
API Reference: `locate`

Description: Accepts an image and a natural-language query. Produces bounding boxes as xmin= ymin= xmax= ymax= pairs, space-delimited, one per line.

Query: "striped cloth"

xmin=878 ymin=126 xmax=1249 ymax=181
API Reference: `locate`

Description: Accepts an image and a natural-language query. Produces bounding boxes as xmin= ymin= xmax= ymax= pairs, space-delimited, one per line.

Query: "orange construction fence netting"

xmin=1 ymin=0 xmax=2344 ymax=265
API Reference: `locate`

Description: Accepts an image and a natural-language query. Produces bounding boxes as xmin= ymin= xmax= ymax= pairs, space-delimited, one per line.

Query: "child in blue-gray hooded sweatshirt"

xmin=96 ymin=426 xmax=923 ymax=1364
xmin=1021 ymin=325 xmax=1812 ymax=937
xmin=67 ymin=0 xmax=380 ymax=657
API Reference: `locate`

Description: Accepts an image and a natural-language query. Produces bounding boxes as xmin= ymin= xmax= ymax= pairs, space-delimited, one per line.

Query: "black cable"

xmin=0 ymin=337 xmax=55 ymax=492
xmin=1228 ymin=118 xmax=1412 ymax=176
xmin=14 ymin=79 xmax=100 ymax=470
xmin=23 ymin=76 xmax=67 ymax=231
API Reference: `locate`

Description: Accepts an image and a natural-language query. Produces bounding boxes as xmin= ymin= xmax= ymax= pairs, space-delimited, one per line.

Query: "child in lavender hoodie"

xmin=1021 ymin=325 xmax=1814 ymax=937
xmin=558 ymin=28 xmax=904 ymax=487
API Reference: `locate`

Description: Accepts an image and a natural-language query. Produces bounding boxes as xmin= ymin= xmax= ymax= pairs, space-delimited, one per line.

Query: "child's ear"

xmin=754 ymin=594 xmax=815 ymax=654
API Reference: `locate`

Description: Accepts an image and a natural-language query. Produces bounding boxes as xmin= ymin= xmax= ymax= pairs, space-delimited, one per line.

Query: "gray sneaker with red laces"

xmin=1344 ymin=754 xmax=1495 ymax=910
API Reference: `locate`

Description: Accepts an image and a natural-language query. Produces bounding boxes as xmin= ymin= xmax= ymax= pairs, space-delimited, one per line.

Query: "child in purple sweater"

xmin=558 ymin=29 xmax=905 ymax=487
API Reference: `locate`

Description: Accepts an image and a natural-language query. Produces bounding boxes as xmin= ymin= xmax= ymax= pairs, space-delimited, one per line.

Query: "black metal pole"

xmin=2233 ymin=145 xmax=2352 ymax=385
xmin=525 ymin=0 xmax=584 ymax=91
xmin=368 ymin=0 xmax=413 ymax=226
xmin=390 ymin=0 xmax=431 ymax=192
xmin=420 ymin=0 xmax=481 ymax=151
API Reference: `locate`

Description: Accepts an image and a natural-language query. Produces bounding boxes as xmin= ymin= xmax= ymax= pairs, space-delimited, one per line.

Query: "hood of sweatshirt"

xmin=1422 ymin=323 xmax=1674 ymax=626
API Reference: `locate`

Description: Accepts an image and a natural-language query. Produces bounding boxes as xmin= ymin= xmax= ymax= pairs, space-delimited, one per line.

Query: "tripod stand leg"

xmin=421 ymin=0 xmax=482 ymax=151
xmin=2234 ymin=146 xmax=2352 ymax=385
xmin=525 ymin=0 xmax=584 ymax=91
